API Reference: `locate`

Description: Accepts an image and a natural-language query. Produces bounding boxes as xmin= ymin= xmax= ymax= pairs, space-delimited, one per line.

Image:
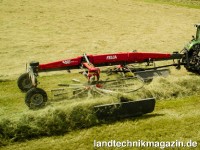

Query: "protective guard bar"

xmin=94 ymin=98 xmax=156 ymax=120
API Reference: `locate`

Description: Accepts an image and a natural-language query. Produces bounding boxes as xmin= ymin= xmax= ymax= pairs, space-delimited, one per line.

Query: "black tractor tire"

xmin=17 ymin=73 xmax=37 ymax=92
xmin=183 ymin=44 xmax=200 ymax=75
xmin=25 ymin=88 xmax=47 ymax=109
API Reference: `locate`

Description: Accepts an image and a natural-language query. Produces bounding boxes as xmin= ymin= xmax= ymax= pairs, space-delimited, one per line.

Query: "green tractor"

xmin=182 ymin=24 xmax=200 ymax=74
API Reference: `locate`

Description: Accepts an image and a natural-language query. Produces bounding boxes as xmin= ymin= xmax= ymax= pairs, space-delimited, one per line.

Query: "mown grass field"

xmin=0 ymin=0 xmax=200 ymax=79
xmin=0 ymin=94 xmax=200 ymax=150
xmin=0 ymin=0 xmax=200 ymax=149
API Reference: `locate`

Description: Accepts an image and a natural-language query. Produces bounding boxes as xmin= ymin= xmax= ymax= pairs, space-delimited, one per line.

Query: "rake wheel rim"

xmin=30 ymin=94 xmax=44 ymax=106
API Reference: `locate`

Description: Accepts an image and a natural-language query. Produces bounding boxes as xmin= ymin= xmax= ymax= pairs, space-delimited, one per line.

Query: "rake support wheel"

xmin=17 ymin=73 xmax=36 ymax=92
xmin=25 ymin=88 xmax=47 ymax=109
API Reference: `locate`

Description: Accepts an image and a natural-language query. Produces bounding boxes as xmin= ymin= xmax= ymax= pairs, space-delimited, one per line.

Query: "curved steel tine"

xmin=93 ymin=87 xmax=107 ymax=96
xmin=70 ymin=88 xmax=87 ymax=99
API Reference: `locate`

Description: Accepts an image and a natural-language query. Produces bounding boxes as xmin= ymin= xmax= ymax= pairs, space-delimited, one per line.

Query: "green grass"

xmin=143 ymin=0 xmax=200 ymax=9
xmin=0 ymin=72 xmax=199 ymax=148
xmin=1 ymin=95 xmax=199 ymax=150
xmin=0 ymin=0 xmax=200 ymax=149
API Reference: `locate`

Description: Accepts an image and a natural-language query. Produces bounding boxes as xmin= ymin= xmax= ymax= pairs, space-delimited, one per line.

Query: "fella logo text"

xmin=106 ymin=55 xmax=117 ymax=60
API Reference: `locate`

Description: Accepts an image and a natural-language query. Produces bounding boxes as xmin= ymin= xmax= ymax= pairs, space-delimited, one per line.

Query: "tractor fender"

xmin=184 ymin=40 xmax=200 ymax=51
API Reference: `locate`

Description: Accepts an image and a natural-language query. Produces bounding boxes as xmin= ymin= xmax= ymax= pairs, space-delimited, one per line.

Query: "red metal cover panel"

xmin=90 ymin=52 xmax=171 ymax=64
xmin=38 ymin=52 xmax=172 ymax=71
xmin=90 ymin=52 xmax=129 ymax=65
xmin=127 ymin=52 xmax=171 ymax=62
xmin=39 ymin=56 xmax=82 ymax=70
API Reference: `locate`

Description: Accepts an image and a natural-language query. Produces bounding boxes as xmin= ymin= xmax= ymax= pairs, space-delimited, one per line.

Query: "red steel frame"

xmin=39 ymin=52 xmax=173 ymax=71
xmin=37 ymin=51 xmax=180 ymax=82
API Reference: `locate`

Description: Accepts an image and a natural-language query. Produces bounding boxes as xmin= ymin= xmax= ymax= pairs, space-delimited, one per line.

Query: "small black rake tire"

xmin=25 ymin=88 xmax=47 ymax=109
xmin=17 ymin=73 xmax=36 ymax=92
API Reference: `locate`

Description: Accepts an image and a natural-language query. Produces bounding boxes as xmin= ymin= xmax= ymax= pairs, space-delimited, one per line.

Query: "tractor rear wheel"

xmin=25 ymin=88 xmax=47 ymax=109
xmin=17 ymin=73 xmax=36 ymax=92
xmin=183 ymin=44 xmax=200 ymax=74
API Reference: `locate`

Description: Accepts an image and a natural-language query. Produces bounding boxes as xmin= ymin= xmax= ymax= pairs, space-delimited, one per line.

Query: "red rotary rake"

xmin=17 ymin=24 xmax=200 ymax=119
